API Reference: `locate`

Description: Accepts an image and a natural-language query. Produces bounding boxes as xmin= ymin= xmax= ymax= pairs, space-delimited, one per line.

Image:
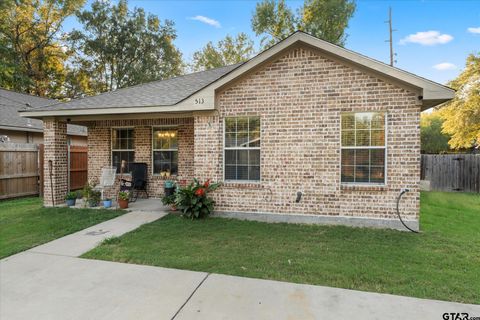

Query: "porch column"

xmin=193 ymin=114 xmax=222 ymax=181
xmin=43 ymin=119 xmax=68 ymax=207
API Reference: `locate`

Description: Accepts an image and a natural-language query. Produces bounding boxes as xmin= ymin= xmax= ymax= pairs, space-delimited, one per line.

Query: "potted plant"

xmin=88 ymin=190 xmax=101 ymax=207
xmin=161 ymin=193 xmax=176 ymax=211
xmin=65 ymin=192 xmax=77 ymax=207
xmin=175 ymin=178 xmax=220 ymax=219
xmin=118 ymin=191 xmax=129 ymax=209
xmin=103 ymin=198 xmax=112 ymax=208
xmin=164 ymin=180 xmax=175 ymax=196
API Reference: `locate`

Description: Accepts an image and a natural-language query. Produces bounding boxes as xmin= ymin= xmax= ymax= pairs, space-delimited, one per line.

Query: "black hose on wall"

xmin=396 ymin=189 xmax=419 ymax=233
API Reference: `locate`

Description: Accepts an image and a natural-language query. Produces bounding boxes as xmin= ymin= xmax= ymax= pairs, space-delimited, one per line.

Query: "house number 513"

xmin=195 ymin=98 xmax=205 ymax=105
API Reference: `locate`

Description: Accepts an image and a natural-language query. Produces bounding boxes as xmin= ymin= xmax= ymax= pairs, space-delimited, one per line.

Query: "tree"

xmin=439 ymin=53 xmax=480 ymax=150
xmin=251 ymin=0 xmax=296 ymax=49
xmin=251 ymin=0 xmax=356 ymax=49
xmin=301 ymin=0 xmax=356 ymax=46
xmin=0 ymin=0 xmax=84 ymax=97
xmin=420 ymin=112 xmax=451 ymax=154
xmin=69 ymin=0 xmax=184 ymax=94
xmin=191 ymin=33 xmax=255 ymax=72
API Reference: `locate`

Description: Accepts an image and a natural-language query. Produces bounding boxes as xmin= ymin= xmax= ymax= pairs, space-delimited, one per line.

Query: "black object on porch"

xmin=120 ymin=162 xmax=149 ymax=202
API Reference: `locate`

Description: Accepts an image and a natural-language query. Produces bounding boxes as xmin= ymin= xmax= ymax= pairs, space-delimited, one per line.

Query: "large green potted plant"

xmin=175 ymin=179 xmax=220 ymax=219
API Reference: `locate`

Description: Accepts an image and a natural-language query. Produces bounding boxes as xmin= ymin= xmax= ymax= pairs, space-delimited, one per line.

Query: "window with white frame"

xmin=224 ymin=116 xmax=260 ymax=181
xmin=153 ymin=128 xmax=178 ymax=175
xmin=341 ymin=112 xmax=386 ymax=184
xmin=112 ymin=128 xmax=134 ymax=174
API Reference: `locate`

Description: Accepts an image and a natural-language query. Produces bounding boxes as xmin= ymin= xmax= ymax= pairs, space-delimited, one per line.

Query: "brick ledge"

xmin=341 ymin=184 xmax=387 ymax=191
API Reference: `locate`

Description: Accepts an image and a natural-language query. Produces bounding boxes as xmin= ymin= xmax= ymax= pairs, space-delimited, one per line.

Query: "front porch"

xmin=42 ymin=114 xmax=218 ymax=207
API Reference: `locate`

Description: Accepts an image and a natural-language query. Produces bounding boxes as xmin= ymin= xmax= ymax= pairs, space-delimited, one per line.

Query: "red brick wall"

xmin=194 ymin=46 xmax=420 ymax=220
xmin=85 ymin=118 xmax=194 ymax=198
xmin=43 ymin=120 xmax=68 ymax=206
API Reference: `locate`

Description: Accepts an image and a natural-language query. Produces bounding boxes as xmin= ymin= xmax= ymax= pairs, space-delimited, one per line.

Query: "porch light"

xmin=157 ymin=131 xmax=176 ymax=138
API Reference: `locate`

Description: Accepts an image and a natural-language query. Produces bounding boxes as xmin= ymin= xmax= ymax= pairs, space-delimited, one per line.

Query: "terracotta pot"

xmin=118 ymin=199 xmax=129 ymax=209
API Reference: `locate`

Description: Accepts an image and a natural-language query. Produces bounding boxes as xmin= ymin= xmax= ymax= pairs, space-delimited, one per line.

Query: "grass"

xmin=82 ymin=192 xmax=480 ymax=304
xmin=0 ymin=197 xmax=125 ymax=258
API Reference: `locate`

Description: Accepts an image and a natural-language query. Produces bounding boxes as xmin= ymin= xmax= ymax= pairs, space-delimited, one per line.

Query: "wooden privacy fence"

xmin=68 ymin=145 xmax=88 ymax=190
xmin=1 ymin=143 xmax=88 ymax=200
xmin=0 ymin=144 xmax=40 ymax=199
xmin=421 ymin=154 xmax=480 ymax=193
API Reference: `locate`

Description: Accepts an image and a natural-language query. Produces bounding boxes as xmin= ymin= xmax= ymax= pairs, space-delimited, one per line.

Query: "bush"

xmin=175 ymin=179 xmax=220 ymax=219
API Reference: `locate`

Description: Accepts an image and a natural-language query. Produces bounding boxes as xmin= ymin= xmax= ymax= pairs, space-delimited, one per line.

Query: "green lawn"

xmin=82 ymin=192 xmax=480 ymax=304
xmin=0 ymin=197 xmax=125 ymax=258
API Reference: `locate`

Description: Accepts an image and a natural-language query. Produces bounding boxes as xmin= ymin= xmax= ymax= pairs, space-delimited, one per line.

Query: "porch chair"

xmin=120 ymin=162 xmax=149 ymax=202
xmin=94 ymin=166 xmax=117 ymax=200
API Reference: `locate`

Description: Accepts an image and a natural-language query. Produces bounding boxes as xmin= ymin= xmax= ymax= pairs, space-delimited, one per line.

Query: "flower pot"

xmin=164 ymin=186 xmax=175 ymax=197
xmin=65 ymin=199 xmax=76 ymax=207
xmin=118 ymin=199 xmax=129 ymax=209
xmin=103 ymin=200 xmax=112 ymax=208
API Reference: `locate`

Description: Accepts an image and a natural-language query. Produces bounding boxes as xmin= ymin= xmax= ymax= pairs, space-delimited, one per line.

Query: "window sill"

xmin=222 ymin=181 xmax=263 ymax=189
xmin=151 ymin=174 xmax=178 ymax=180
xmin=340 ymin=184 xmax=387 ymax=191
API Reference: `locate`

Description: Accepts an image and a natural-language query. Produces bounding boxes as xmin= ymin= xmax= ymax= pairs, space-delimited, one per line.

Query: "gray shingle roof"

xmin=36 ymin=64 xmax=241 ymax=112
xmin=0 ymin=89 xmax=87 ymax=135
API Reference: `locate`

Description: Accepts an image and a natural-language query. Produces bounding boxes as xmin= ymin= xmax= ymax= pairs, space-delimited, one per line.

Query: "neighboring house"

xmin=0 ymin=88 xmax=87 ymax=145
xmin=20 ymin=32 xmax=454 ymax=230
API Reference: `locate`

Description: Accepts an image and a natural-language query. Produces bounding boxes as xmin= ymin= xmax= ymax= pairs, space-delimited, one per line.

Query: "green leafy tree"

xmin=191 ymin=33 xmax=255 ymax=72
xmin=251 ymin=0 xmax=296 ymax=49
xmin=0 ymin=0 xmax=84 ymax=97
xmin=439 ymin=53 xmax=480 ymax=150
xmin=69 ymin=0 xmax=184 ymax=94
xmin=300 ymin=0 xmax=356 ymax=46
xmin=252 ymin=0 xmax=356 ymax=49
xmin=420 ymin=112 xmax=451 ymax=154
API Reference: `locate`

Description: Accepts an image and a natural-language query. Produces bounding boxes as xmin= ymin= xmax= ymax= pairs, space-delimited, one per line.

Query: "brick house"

xmin=20 ymin=32 xmax=454 ymax=230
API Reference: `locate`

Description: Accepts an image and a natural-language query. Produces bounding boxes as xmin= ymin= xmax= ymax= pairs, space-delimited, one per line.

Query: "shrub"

xmin=175 ymin=178 xmax=220 ymax=219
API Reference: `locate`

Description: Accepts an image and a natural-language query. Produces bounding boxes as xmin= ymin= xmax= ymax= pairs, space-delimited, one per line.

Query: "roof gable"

xmin=190 ymin=31 xmax=454 ymax=111
xmin=20 ymin=31 xmax=453 ymax=119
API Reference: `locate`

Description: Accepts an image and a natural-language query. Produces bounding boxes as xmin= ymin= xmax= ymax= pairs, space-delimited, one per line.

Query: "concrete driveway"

xmin=1 ymin=211 xmax=479 ymax=320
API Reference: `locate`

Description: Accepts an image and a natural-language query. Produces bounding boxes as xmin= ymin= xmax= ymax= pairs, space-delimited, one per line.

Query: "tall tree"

xmin=251 ymin=0 xmax=296 ymax=49
xmin=439 ymin=53 xmax=480 ymax=150
xmin=420 ymin=112 xmax=451 ymax=154
xmin=300 ymin=0 xmax=356 ymax=46
xmin=191 ymin=33 xmax=255 ymax=72
xmin=252 ymin=0 xmax=356 ymax=49
xmin=69 ymin=0 xmax=184 ymax=94
xmin=0 ymin=0 xmax=84 ymax=97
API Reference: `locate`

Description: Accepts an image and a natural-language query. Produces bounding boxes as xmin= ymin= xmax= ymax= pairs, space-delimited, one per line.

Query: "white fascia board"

xmin=18 ymin=102 xmax=214 ymax=119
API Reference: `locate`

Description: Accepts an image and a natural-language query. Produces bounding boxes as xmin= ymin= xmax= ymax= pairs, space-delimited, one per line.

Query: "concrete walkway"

xmin=1 ymin=212 xmax=479 ymax=320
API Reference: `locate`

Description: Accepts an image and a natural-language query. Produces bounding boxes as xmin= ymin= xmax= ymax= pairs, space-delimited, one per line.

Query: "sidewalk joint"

xmin=171 ymin=272 xmax=210 ymax=320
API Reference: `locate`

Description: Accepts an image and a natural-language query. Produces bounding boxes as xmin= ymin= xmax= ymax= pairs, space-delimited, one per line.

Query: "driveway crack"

xmin=171 ymin=272 xmax=210 ymax=320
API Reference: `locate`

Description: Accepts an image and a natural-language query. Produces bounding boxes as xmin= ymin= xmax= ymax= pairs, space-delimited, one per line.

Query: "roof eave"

xmin=18 ymin=103 xmax=215 ymax=119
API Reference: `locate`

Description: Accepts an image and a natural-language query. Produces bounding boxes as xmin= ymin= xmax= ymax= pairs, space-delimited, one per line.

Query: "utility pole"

xmin=385 ymin=7 xmax=396 ymax=66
